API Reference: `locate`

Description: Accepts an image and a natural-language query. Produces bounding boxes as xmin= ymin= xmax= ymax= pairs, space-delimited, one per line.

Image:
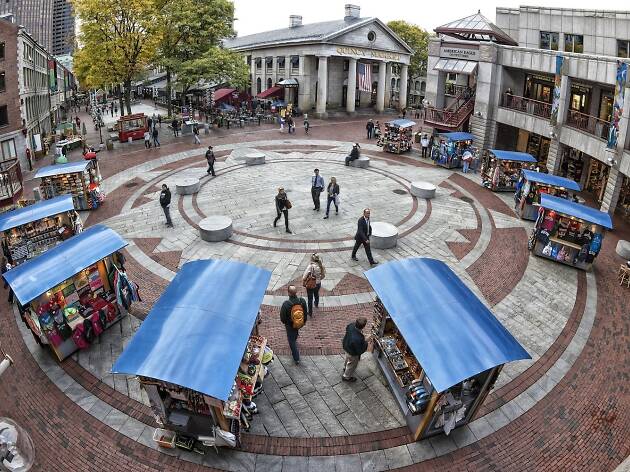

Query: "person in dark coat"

xmin=159 ymin=184 xmax=173 ymax=227
xmin=345 ymin=143 xmax=361 ymax=166
xmin=273 ymin=187 xmax=292 ymax=234
xmin=280 ymin=285 xmax=308 ymax=364
xmin=351 ymin=208 xmax=377 ymax=265
xmin=366 ymin=120 xmax=374 ymax=139
xmin=342 ymin=317 xmax=368 ymax=382
xmin=205 ymin=145 xmax=216 ymax=176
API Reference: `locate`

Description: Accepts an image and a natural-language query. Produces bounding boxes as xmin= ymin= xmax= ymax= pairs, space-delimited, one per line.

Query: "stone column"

xmin=316 ymin=56 xmax=328 ymax=118
xmin=399 ymin=64 xmax=409 ymax=111
xmin=384 ymin=62 xmax=393 ymax=108
xmin=546 ymin=139 xmax=562 ymax=174
xmin=250 ymin=57 xmax=256 ymax=98
xmin=600 ymin=166 xmax=623 ymax=214
xmin=376 ymin=61 xmax=387 ymax=113
xmin=346 ymin=58 xmax=357 ymax=113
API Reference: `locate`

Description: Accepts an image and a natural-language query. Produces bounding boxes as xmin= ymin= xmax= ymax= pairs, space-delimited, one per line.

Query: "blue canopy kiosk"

xmin=365 ymin=258 xmax=530 ymax=440
xmin=433 ymin=132 xmax=475 ymax=169
xmin=111 ymin=259 xmax=272 ymax=442
xmin=0 ymin=195 xmax=77 ymax=264
xmin=380 ymin=119 xmax=416 ymax=154
xmin=529 ymin=194 xmax=613 ymax=270
xmin=481 ymin=149 xmax=537 ymax=192
xmin=2 ymin=225 xmax=129 ymax=361
xmin=34 ymin=160 xmax=101 ymax=210
xmin=515 ymin=170 xmax=581 ymax=220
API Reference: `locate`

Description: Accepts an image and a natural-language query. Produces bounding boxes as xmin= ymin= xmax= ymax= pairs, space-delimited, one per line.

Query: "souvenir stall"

xmin=365 ymin=258 xmax=530 ymax=441
xmin=378 ymin=119 xmax=415 ymax=154
xmin=528 ymin=194 xmax=612 ymax=271
xmin=0 ymin=195 xmax=80 ymax=265
xmin=2 ymin=225 xmax=138 ymax=361
xmin=515 ymin=170 xmax=581 ymax=221
xmin=112 ymin=260 xmax=272 ymax=451
xmin=34 ymin=161 xmax=103 ymax=211
xmin=481 ymin=150 xmax=537 ymax=192
xmin=432 ymin=132 xmax=475 ymax=169
xmin=55 ymin=122 xmax=83 ymax=151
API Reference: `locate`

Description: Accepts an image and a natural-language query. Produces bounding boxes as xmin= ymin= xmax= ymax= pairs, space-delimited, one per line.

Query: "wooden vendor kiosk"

xmin=529 ymin=194 xmax=612 ymax=271
xmin=515 ymin=170 xmax=581 ymax=221
xmin=0 ymin=195 xmax=79 ymax=265
xmin=481 ymin=150 xmax=537 ymax=192
xmin=112 ymin=260 xmax=272 ymax=451
xmin=2 ymin=225 xmax=134 ymax=361
xmin=365 ymin=258 xmax=530 ymax=441
xmin=34 ymin=161 xmax=103 ymax=211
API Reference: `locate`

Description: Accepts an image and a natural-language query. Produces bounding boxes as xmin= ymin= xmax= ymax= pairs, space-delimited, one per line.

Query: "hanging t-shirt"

xmin=589 ymin=233 xmax=603 ymax=254
xmin=540 ymin=211 xmax=558 ymax=232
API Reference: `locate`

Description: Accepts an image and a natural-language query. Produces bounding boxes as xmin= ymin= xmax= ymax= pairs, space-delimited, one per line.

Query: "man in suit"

xmin=351 ymin=209 xmax=377 ymax=265
xmin=311 ymin=168 xmax=325 ymax=211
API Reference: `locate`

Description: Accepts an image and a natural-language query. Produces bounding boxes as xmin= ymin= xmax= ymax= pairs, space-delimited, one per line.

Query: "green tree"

xmin=387 ymin=20 xmax=431 ymax=106
xmin=73 ymin=0 xmax=159 ymax=115
xmin=155 ymin=0 xmax=247 ymax=116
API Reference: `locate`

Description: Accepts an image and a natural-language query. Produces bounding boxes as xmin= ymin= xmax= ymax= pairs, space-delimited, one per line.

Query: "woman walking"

xmin=323 ymin=177 xmax=340 ymax=219
xmin=273 ymin=187 xmax=292 ymax=234
xmin=302 ymin=253 xmax=325 ymax=318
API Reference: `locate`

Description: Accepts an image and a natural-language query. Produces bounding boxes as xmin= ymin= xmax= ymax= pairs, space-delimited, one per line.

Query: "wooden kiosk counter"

xmin=365 ymin=258 xmax=530 ymax=441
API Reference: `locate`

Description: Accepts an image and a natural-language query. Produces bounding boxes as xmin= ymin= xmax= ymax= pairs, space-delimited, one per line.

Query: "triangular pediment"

xmin=326 ymin=18 xmax=413 ymax=55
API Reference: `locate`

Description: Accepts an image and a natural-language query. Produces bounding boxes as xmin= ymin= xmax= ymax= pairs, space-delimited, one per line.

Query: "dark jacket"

xmin=159 ymin=188 xmax=171 ymax=207
xmin=350 ymin=146 xmax=360 ymax=159
xmin=275 ymin=193 xmax=289 ymax=212
xmin=280 ymin=295 xmax=308 ymax=328
xmin=152 ymin=127 xmax=159 ymax=138
xmin=342 ymin=322 xmax=368 ymax=356
xmin=205 ymin=149 xmax=215 ymax=163
xmin=327 ymin=183 xmax=340 ymax=197
xmin=354 ymin=217 xmax=372 ymax=242
xmin=366 ymin=121 xmax=374 ymax=130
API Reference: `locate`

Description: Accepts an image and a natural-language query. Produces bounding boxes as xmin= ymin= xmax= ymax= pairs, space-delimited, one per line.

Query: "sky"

xmin=233 ymin=0 xmax=622 ymax=36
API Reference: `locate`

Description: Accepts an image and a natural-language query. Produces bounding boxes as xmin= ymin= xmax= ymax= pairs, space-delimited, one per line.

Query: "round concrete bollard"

xmin=350 ymin=156 xmax=370 ymax=168
xmin=371 ymin=222 xmax=398 ymax=249
xmin=411 ymin=181 xmax=437 ymax=199
xmin=199 ymin=216 xmax=233 ymax=242
xmin=245 ymin=152 xmax=266 ymax=166
xmin=175 ymin=177 xmax=201 ymax=195
xmin=616 ymin=240 xmax=630 ymax=260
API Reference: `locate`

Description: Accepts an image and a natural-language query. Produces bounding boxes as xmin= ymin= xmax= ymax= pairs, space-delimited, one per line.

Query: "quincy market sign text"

xmin=336 ymin=46 xmax=401 ymax=61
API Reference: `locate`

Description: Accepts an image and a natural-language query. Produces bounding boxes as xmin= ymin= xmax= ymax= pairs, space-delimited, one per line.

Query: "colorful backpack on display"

xmin=91 ymin=312 xmax=104 ymax=336
xmin=47 ymin=326 xmax=63 ymax=347
xmin=557 ymin=246 xmax=568 ymax=261
xmin=589 ymin=233 xmax=603 ymax=255
xmin=542 ymin=242 xmax=553 ymax=256
xmin=72 ymin=324 xmax=90 ymax=349
xmin=551 ymin=244 xmax=560 ymax=258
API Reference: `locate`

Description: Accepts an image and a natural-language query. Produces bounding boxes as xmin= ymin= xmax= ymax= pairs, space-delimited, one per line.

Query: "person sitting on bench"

xmin=345 ymin=143 xmax=361 ymax=166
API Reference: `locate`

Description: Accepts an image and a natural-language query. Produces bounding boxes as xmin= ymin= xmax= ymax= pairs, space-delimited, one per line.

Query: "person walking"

xmin=205 ymin=145 xmax=216 ymax=176
xmin=159 ymin=184 xmax=173 ymax=227
xmin=152 ymin=126 xmax=160 ymax=147
xmin=287 ymin=115 xmax=294 ymax=134
xmin=273 ymin=187 xmax=292 ymax=234
xmin=323 ymin=177 xmax=339 ymax=219
xmin=462 ymin=148 xmax=473 ymax=173
xmin=144 ymin=129 xmax=152 ymax=149
xmin=402 ymin=108 xmax=407 ymax=119
xmin=147 ymin=116 xmax=153 ymax=131
xmin=192 ymin=123 xmax=201 ymax=145
xmin=303 ymin=114 xmax=310 ymax=135
xmin=158 ymin=114 xmax=162 ymax=128
xmin=280 ymin=285 xmax=307 ymax=364
xmin=366 ymin=119 xmax=374 ymax=139
xmin=302 ymin=253 xmax=325 ymax=318
xmin=172 ymin=118 xmax=179 ymax=137
xmin=311 ymin=168 xmax=325 ymax=211
xmin=341 ymin=318 xmax=369 ymax=382
xmin=351 ymin=208 xmax=377 ymax=265
xmin=421 ymin=133 xmax=429 ymax=158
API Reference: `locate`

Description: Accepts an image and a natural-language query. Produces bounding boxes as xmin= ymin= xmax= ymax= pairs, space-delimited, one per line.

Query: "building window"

xmin=343 ymin=59 xmax=349 ymax=72
xmin=391 ymin=77 xmax=396 ymax=89
xmin=617 ymin=40 xmax=630 ymax=58
xmin=265 ymin=57 xmax=273 ymax=71
xmin=565 ymin=34 xmax=584 ymax=53
xmin=0 ymin=105 xmax=8 ymax=127
xmin=0 ymin=71 xmax=4 ymax=92
xmin=290 ymin=56 xmax=299 ymax=72
xmin=0 ymin=43 xmax=4 ymax=61
xmin=0 ymin=138 xmax=16 ymax=161
xmin=367 ymin=31 xmax=377 ymax=42
xmin=256 ymin=77 xmax=261 ymax=94
xmin=277 ymin=57 xmax=285 ymax=70
xmin=255 ymin=58 xmax=261 ymax=70
xmin=421 ymin=82 xmax=426 ymax=93
xmin=540 ymin=31 xmax=559 ymax=51
xmin=373 ymin=63 xmax=379 ymax=73
xmin=267 ymin=78 xmax=272 ymax=89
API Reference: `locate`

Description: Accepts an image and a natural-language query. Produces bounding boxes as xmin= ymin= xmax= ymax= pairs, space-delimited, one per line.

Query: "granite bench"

xmin=199 ymin=216 xmax=233 ymax=242
xmin=371 ymin=222 xmax=398 ymax=249
xmin=175 ymin=177 xmax=201 ymax=195
xmin=411 ymin=181 xmax=436 ymax=199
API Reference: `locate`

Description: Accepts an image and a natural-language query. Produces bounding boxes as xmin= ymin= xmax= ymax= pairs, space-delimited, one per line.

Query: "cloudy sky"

xmin=233 ymin=0 xmax=619 ymax=36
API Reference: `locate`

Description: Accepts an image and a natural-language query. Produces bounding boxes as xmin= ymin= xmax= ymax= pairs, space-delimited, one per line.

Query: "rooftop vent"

xmin=345 ymin=4 xmax=360 ymax=20
xmin=289 ymin=15 xmax=302 ymax=28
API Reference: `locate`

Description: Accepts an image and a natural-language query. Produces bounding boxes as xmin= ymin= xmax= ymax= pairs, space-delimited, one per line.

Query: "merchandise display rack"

xmin=378 ymin=120 xmax=414 ymax=154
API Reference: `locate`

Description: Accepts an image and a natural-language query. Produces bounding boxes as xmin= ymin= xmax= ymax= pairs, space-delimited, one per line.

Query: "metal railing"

xmin=565 ymin=109 xmax=610 ymax=141
xmin=0 ymin=158 xmax=23 ymax=202
xmin=500 ymin=94 xmax=552 ymax=119
xmin=425 ymin=99 xmax=475 ymax=129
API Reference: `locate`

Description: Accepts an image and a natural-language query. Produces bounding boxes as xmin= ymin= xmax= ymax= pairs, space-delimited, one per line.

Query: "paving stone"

xmin=429 ymin=434 xmax=458 ymax=456
xmin=383 ymin=445 xmax=412 ymax=469
xmin=309 ymin=456 xmax=336 ymax=472
xmin=281 ymin=384 xmax=328 ymax=437
xmin=281 ymin=456 xmax=309 ymax=472
xmin=406 ymin=440 xmax=437 ymax=463
xmin=335 ymin=454 xmax=362 ymax=472
xmin=254 ymin=454 xmax=283 ymax=472
xmin=272 ymin=399 xmax=309 ymax=437
xmin=359 ymin=450 xmax=388 ymax=472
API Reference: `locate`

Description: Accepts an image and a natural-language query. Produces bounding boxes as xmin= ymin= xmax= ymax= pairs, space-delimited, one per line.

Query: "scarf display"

xmin=113 ymin=268 xmax=141 ymax=310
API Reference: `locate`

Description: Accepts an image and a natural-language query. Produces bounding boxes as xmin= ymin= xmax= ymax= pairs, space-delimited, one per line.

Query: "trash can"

xmin=106 ymin=139 xmax=114 ymax=151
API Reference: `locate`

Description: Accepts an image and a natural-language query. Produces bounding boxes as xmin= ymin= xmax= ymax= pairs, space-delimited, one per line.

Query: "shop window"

xmin=0 ymin=71 xmax=5 ymax=92
xmin=540 ymin=31 xmax=559 ymax=51
xmin=618 ymin=40 xmax=630 ymax=58
xmin=564 ymin=34 xmax=584 ymax=53
xmin=0 ymin=42 xmax=4 ymax=61
xmin=0 ymin=138 xmax=16 ymax=161
xmin=0 ymin=105 xmax=7 ymax=127
xmin=277 ymin=57 xmax=285 ymax=70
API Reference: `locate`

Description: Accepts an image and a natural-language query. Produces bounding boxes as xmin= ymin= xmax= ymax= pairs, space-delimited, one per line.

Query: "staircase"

xmin=425 ymin=86 xmax=476 ymax=131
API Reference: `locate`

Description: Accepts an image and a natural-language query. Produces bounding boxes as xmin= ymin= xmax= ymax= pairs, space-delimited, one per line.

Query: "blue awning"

xmin=490 ymin=150 xmax=537 ymax=163
xmin=522 ymin=170 xmax=581 ymax=192
xmin=0 ymin=195 xmax=75 ymax=232
xmin=34 ymin=161 xmax=91 ymax=178
xmin=111 ymin=260 xmax=272 ymax=401
xmin=365 ymin=258 xmax=530 ymax=393
xmin=540 ymin=194 xmax=613 ymax=229
xmin=2 ymin=225 xmax=127 ymax=305
xmin=388 ymin=119 xmax=416 ymax=128
xmin=439 ymin=132 xmax=475 ymax=142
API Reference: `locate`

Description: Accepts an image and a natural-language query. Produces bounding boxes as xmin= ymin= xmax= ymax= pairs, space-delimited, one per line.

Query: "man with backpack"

xmin=280 ymin=285 xmax=307 ymax=364
xmin=342 ymin=317 xmax=369 ymax=382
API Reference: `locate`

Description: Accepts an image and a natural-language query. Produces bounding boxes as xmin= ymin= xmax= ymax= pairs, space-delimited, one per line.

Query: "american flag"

xmin=357 ymin=63 xmax=372 ymax=92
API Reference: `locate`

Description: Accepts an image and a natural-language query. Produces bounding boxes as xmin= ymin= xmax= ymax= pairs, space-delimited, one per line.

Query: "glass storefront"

xmin=524 ymin=74 xmax=554 ymax=103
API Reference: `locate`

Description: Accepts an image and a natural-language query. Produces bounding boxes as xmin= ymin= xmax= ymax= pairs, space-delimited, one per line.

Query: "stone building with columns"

xmin=424 ymin=7 xmax=630 ymax=216
xmin=224 ymin=4 xmax=413 ymax=117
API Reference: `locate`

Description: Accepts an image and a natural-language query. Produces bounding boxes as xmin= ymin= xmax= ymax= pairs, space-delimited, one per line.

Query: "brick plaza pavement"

xmin=0 ymin=115 xmax=628 ymax=471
